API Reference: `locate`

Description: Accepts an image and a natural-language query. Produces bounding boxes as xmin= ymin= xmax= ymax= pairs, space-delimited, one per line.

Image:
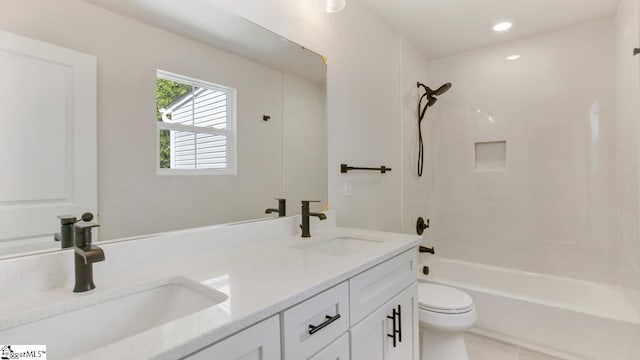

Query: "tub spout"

xmin=419 ymin=246 xmax=435 ymax=254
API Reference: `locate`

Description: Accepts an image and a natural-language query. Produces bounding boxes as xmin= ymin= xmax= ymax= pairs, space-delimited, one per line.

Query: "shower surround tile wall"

xmin=401 ymin=39 xmax=432 ymax=235
xmin=426 ymin=18 xmax=619 ymax=284
xmin=616 ymin=0 xmax=640 ymax=312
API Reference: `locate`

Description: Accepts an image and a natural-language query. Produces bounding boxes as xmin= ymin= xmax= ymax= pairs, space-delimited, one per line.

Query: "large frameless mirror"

xmin=0 ymin=0 xmax=327 ymax=259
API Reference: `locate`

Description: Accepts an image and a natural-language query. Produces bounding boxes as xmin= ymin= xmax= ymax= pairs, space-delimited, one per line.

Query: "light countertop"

xmin=0 ymin=218 xmax=420 ymax=360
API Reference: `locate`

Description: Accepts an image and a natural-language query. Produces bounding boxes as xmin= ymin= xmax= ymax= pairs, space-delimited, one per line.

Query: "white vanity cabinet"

xmin=185 ymin=248 xmax=418 ymax=360
xmin=184 ymin=316 xmax=281 ymax=360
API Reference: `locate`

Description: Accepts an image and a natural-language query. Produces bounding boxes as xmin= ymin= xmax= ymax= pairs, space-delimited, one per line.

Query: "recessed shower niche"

xmin=474 ymin=141 xmax=507 ymax=171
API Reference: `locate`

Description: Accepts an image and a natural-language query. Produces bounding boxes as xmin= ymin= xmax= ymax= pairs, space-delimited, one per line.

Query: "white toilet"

xmin=418 ymin=283 xmax=477 ymax=360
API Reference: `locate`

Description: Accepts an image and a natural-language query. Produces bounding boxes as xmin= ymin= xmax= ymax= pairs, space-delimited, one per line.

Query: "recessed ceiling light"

xmin=506 ymin=54 xmax=521 ymax=60
xmin=319 ymin=0 xmax=346 ymax=13
xmin=493 ymin=22 xmax=513 ymax=32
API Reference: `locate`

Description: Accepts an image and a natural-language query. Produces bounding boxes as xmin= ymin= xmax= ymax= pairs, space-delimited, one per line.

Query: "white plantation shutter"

xmin=158 ymin=70 xmax=236 ymax=174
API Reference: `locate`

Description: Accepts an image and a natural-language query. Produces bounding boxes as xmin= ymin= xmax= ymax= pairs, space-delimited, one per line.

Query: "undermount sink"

xmin=0 ymin=277 xmax=227 ymax=360
xmin=297 ymin=237 xmax=384 ymax=256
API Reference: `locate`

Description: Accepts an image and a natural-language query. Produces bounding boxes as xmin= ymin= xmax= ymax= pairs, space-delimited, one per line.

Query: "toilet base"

xmin=420 ymin=325 xmax=469 ymax=360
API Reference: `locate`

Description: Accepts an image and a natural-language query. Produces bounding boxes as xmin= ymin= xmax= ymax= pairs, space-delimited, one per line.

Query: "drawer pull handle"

xmin=387 ymin=309 xmax=397 ymax=347
xmin=397 ymin=305 xmax=402 ymax=343
xmin=308 ymin=313 xmax=341 ymax=335
xmin=387 ymin=305 xmax=402 ymax=347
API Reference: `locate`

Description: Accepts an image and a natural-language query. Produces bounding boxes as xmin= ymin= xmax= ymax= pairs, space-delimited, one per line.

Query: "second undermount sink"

xmin=298 ymin=237 xmax=384 ymax=256
xmin=0 ymin=277 xmax=227 ymax=360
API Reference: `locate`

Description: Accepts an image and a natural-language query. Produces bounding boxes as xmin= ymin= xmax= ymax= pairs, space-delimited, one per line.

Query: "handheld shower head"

xmin=416 ymin=81 xmax=453 ymax=177
xmin=434 ymin=82 xmax=452 ymax=96
xmin=418 ymin=82 xmax=452 ymax=97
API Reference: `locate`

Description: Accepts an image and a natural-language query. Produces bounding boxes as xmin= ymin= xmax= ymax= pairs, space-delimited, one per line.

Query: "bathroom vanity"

xmin=0 ymin=212 xmax=421 ymax=360
xmin=189 ymin=245 xmax=417 ymax=360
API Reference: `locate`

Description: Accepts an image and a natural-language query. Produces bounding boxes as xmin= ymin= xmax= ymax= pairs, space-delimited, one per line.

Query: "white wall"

xmin=212 ymin=0 xmax=410 ymax=232
xmin=283 ymin=73 xmax=328 ymax=213
xmin=427 ymin=18 xmax=619 ymax=284
xmin=616 ymin=0 xmax=640 ymax=311
xmin=0 ymin=0 xmax=332 ymax=239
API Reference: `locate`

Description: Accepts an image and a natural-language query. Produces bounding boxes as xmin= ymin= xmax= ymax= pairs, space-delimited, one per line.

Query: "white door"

xmin=185 ymin=316 xmax=281 ymax=360
xmin=350 ymin=283 xmax=418 ymax=360
xmin=0 ymin=31 xmax=97 ymax=251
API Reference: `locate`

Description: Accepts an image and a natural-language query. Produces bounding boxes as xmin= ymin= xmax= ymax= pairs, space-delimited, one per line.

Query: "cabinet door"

xmin=308 ymin=333 xmax=349 ymax=360
xmin=350 ymin=283 xmax=418 ymax=360
xmin=388 ymin=283 xmax=418 ymax=360
xmin=185 ymin=316 xmax=281 ymax=360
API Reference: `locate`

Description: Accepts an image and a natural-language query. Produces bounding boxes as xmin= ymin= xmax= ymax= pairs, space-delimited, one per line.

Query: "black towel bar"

xmin=340 ymin=164 xmax=392 ymax=174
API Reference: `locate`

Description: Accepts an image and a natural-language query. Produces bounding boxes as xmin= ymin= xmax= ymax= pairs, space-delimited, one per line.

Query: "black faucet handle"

xmin=57 ymin=212 xmax=93 ymax=224
xmin=416 ymin=217 xmax=430 ymax=235
xmin=302 ymin=200 xmax=322 ymax=204
xmin=79 ymin=212 xmax=94 ymax=222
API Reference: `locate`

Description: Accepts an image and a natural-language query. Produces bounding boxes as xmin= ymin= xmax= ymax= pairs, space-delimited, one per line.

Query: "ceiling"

xmin=357 ymin=0 xmax=621 ymax=59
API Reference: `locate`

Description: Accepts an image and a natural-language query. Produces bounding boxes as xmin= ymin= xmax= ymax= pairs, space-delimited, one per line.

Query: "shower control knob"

xmin=635 ymin=48 xmax=640 ymax=56
xmin=416 ymin=217 xmax=430 ymax=235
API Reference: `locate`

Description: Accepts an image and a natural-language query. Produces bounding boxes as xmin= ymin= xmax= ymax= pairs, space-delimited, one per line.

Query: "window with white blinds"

xmin=156 ymin=70 xmax=237 ymax=174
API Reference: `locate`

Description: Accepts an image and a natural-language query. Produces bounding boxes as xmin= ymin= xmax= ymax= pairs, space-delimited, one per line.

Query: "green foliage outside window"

xmin=156 ymin=78 xmax=191 ymax=168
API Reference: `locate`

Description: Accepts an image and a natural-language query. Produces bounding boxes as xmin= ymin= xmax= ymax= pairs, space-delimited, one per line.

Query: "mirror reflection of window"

xmin=156 ymin=70 xmax=237 ymax=174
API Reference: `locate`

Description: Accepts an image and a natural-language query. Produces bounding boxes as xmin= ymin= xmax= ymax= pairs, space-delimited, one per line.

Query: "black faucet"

xmin=301 ymin=200 xmax=327 ymax=238
xmin=54 ymin=212 xmax=94 ymax=249
xmin=265 ymin=198 xmax=287 ymax=217
xmin=73 ymin=222 xmax=104 ymax=293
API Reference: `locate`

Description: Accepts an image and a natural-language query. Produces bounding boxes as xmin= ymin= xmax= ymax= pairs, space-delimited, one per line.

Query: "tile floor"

xmin=465 ymin=333 xmax=565 ymax=360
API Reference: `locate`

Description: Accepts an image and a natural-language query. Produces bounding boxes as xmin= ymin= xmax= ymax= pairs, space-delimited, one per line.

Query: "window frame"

xmin=156 ymin=70 xmax=238 ymax=175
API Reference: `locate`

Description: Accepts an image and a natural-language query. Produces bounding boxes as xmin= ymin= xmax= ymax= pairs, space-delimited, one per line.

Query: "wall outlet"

xmin=344 ymin=176 xmax=353 ymax=197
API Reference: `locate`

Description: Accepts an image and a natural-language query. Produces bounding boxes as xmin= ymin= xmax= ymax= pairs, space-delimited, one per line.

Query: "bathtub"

xmin=418 ymin=257 xmax=640 ymax=360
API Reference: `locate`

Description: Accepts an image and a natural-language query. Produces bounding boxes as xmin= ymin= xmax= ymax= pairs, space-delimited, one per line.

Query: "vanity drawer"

xmin=308 ymin=333 xmax=349 ymax=360
xmin=282 ymin=281 xmax=349 ymax=360
xmin=349 ymin=249 xmax=417 ymax=325
xmin=185 ymin=315 xmax=280 ymax=360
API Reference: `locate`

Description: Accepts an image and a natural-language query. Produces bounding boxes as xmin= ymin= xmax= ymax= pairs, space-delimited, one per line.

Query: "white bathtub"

xmin=418 ymin=257 xmax=640 ymax=360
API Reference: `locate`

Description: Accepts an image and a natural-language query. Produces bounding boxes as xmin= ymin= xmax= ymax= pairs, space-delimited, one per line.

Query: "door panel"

xmin=0 ymin=31 xmax=97 ymax=247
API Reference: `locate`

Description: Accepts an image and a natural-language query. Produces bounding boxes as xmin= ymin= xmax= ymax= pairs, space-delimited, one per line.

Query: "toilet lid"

xmin=418 ymin=283 xmax=473 ymax=313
